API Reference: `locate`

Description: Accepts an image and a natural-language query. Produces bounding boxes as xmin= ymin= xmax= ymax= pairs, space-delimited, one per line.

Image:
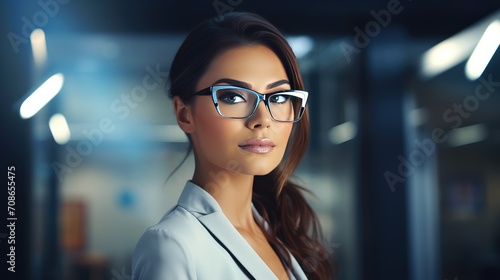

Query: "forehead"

xmin=196 ymin=45 xmax=289 ymax=91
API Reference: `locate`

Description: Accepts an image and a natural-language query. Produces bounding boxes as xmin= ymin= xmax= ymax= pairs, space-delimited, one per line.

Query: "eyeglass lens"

xmin=215 ymin=88 xmax=302 ymax=121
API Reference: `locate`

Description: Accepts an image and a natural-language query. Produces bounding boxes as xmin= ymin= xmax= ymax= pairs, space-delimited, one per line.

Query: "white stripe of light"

xmin=421 ymin=38 xmax=466 ymax=78
xmin=419 ymin=10 xmax=500 ymax=79
xmin=287 ymin=36 xmax=314 ymax=59
xmin=49 ymin=114 xmax=71 ymax=145
xmin=328 ymin=121 xmax=357 ymax=144
xmin=20 ymin=73 xmax=64 ymax=119
xmin=448 ymin=124 xmax=488 ymax=147
xmin=465 ymin=20 xmax=500 ymax=80
xmin=30 ymin=28 xmax=47 ymax=67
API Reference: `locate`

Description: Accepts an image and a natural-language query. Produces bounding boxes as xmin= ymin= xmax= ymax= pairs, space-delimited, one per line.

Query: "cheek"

xmin=276 ymin=124 xmax=294 ymax=154
xmin=268 ymin=120 xmax=293 ymax=137
xmin=194 ymin=102 xmax=234 ymax=141
xmin=191 ymin=103 xmax=240 ymax=158
xmin=197 ymin=118 xmax=236 ymax=145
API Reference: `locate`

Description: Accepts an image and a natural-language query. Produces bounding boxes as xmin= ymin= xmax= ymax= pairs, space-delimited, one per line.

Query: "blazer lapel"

xmin=252 ymin=206 xmax=308 ymax=280
xmin=178 ymin=181 xmax=278 ymax=279
xmin=198 ymin=213 xmax=278 ymax=280
xmin=289 ymin=254 xmax=308 ymax=280
xmin=179 ymin=181 xmax=310 ymax=280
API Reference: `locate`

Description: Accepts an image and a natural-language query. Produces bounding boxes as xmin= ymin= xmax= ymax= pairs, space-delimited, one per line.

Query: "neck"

xmin=192 ymin=165 xmax=257 ymax=230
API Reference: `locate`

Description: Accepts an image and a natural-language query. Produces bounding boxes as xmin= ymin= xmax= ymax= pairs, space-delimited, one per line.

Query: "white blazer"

xmin=132 ymin=181 xmax=308 ymax=280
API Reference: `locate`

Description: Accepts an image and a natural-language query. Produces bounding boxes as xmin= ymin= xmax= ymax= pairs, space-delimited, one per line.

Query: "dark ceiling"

xmin=7 ymin=0 xmax=500 ymax=36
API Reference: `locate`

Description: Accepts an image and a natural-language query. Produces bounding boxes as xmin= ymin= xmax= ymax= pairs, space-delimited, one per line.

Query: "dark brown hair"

xmin=168 ymin=12 xmax=335 ymax=280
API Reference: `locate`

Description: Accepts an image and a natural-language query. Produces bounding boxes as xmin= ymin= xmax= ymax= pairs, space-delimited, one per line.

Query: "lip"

xmin=238 ymin=138 xmax=276 ymax=154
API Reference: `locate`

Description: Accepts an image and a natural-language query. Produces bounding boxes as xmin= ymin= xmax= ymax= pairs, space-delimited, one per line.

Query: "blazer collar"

xmin=177 ymin=180 xmax=221 ymax=215
xmin=177 ymin=181 xmax=307 ymax=280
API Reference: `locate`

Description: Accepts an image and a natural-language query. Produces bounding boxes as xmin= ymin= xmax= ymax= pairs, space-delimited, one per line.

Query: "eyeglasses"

xmin=189 ymin=85 xmax=308 ymax=122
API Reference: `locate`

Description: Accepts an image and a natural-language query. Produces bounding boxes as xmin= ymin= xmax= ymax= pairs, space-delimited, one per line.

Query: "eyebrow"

xmin=213 ymin=78 xmax=290 ymax=89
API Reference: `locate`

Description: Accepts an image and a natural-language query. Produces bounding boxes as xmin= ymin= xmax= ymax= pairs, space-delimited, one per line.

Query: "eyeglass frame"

xmin=188 ymin=85 xmax=309 ymax=123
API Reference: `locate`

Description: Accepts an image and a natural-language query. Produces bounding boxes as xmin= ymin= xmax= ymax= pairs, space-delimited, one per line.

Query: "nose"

xmin=246 ymin=101 xmax=272 ymax=129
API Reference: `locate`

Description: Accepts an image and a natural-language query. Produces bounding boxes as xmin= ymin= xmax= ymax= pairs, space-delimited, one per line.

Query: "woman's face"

xmin=187 ymin=45 xmax=294 ymax=176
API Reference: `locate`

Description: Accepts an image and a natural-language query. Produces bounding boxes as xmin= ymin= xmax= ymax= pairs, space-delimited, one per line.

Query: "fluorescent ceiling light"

xmin=287 ymin=36 xmax=314 ymax=59
xmin=448 ymin=124 xmax=488 ymax=147
xmin=20 ymin=73 xmax=64 ymax=119
xmin=465 ymin=20 xmax=500 ymax=80
xmin=49 ymin=114 xmax=71 ymax=145
xmin=328 ymin=121 xmax=357 ymax=144
xmin=421 ymin=38 xmax=469 ymax=78
xmin=30 ymin=28 xmax=47 ymax=67
xmin=420 ymin=10 xmax=500 ymax=79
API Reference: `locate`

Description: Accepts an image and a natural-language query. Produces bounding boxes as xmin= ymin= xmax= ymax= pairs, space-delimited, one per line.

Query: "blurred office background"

xmin=1 ymin=0 xmax=500 ymax=280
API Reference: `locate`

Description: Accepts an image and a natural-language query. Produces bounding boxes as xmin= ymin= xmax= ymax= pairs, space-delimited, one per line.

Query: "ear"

xmin=173 ymin=96 xmax=195 ymax=134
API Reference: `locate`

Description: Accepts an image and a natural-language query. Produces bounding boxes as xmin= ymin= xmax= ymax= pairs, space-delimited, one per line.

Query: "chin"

xmin=252 ymin=170 xmax=274 ymax=176
xmin=225 ymin=154 xmax=284 ymax=176
xmin=240 ymin=163 xmax=279 ymax=176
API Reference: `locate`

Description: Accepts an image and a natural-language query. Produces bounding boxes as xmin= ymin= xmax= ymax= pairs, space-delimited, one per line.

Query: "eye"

xmin=269 ymin=94 xmax=290 ymax=104
xmin=218 ymin=92 xmax=246 ymax=104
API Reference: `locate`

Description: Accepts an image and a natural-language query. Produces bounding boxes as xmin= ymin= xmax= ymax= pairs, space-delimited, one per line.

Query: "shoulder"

xmin=132 ymin=206 xmax=204 ymax=280
xmin=134 ymin=204 xmax=208 ymax=253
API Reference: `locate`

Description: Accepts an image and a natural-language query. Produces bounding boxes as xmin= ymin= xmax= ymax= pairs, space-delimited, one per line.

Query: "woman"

xmin=132 ymin=12 xmax=334 ymax=280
